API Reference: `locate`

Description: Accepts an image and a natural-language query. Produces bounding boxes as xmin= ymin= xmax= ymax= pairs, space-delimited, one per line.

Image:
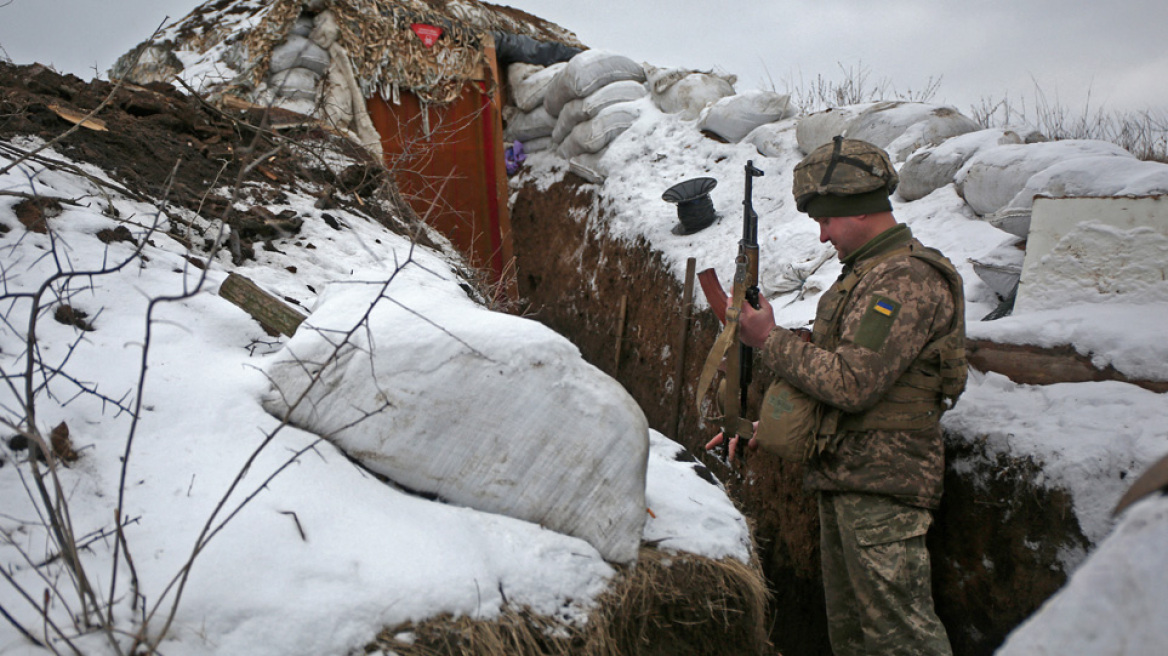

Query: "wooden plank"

xmin=48 ymin=102 xmax=108 ymax=131
xmin=967 ymin=339 xmax=1168 ymax=393
xmin=614 ymin=294 xmax=628 ymax=373
xmin=667 ymin=258 xmax=697 ymax=439
xmin=218 ymin=273 xmax=307 ymax=337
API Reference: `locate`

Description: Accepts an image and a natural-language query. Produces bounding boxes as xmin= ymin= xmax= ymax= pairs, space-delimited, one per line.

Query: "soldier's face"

xmin=815 ymin=214 xmax=869 ymax=259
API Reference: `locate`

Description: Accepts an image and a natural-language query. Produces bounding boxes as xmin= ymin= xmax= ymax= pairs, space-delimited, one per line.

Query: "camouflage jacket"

xmin=760 ymin=224 xmax=961 ymax=508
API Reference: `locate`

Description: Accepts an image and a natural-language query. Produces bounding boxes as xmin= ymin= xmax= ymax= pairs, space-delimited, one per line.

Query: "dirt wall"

xmin=510 ymin=175 xmax=1089 ymax=656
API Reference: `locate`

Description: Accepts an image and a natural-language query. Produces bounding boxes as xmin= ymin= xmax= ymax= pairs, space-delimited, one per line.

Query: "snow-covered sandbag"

xmin=507 ymin=62 xmax=565 ymax=113
xmin=881 ymin=108 xmax=981 ymax=162
xmin=742 ymin=119 xmax=797 ymax=158
xmin=569 ymin=152 xmax=607 ymax=184
xmin=646 ymin=66 xmax=735 ymax=120
xmin=269 ymin=34 xmax=331 ymax=77
xmin=844 ymin=102 xmax=980 ymax=161
xmin=698 ymin=90 xmax=794 ymax=143
xmin=1002 ymin=156 xmax=1168 ymax=213
xmin=995 ymin=495 xmax=1168 ymax=656
xmin=795 ymin=103 xmax=879 ymax=154
xmin=983 ymin=156 xmax=1168 ymax=238
xmin=543 ymin=50 xmax=646 ymax=117
xmin=898 ymin=128 xmax=1026 ymax=201
xmin=260 ymin=266 xmax=651 ymax=565
xmin=552 ymin=80 xmax=647 ymax=144
xmin=503 ymin=105 xmax=556 ymax=142
xmin=956 ymin=140 xmax=1134 ymax=216
xmin=557 ymin=101 xmax=641 ymax=160
xmin=268 ymin=67 xmax=320 ymax=101
xmin=643 ymin=431 xmax=752 ymax=561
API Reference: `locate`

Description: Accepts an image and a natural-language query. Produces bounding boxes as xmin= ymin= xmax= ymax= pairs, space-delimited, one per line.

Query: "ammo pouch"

xmin=755 ymin=379 xmax=822 ymax=462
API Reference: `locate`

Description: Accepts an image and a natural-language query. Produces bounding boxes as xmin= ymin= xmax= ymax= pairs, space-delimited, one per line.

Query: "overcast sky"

xmin=2 ymin=0 xmax=1166 ymax=116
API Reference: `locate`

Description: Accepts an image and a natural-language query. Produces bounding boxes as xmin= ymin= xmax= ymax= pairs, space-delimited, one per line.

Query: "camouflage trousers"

xmin=818 ymin=492 xmax=952 ymax=656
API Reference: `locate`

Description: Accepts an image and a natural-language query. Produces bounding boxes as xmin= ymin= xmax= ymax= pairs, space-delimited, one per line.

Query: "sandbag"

xmin=881 ymin=108 xmax=981 ymax=162
xmin=321 ymin=43 xmax=383 ymax=159
xmin=795 ymin=103 xmax=878 ymax=154
xmin=569 ymin=152 xmax=607 ymax=184
xmin=268 ymin=67 xmax=320 ymax=101
xmin=543 ymin=50 xmax=646 ymax=117
xmin=270 ymin=34 xmax=330 ymax=76
xmin=845 ymin=102 xmax=980 ymax=161
xmin=1003 ymin=156 xmax=1168 ymax=213
xmin=646 ymin=66 xmax=736 ymax=120
xmin=521 ymin=135 xmax=552 ymax=153
xmin=507 ymin=62 xmax=565 ymax=113
xmin=503 ymin=105 xmax=556 ymax=142
xmin=290 ymin=15 xmax=314 ymax=37
xmin=742 ymin=120 xmax=797 ymax=158
xmin=898 ymin=128 xmax=1025 ymax=201
xmin=956 ymin=140 xmax=1133 ymax=216
xmin=552 ymin=79 xmax=647 ymax=144
xmin=261 ymin=265 xmax=651 ymax=565
xmin=557 ymin=101 xmax=641 ymax=160
xmin=698 ymin=90 xmax=794 ymax=143
xmin=309 ymin=10 xmax=339 ymax=50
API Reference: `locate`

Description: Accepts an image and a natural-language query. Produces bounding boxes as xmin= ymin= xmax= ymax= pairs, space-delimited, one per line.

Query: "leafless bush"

xmin=971 ymin=85 xmax=1168 ymax=162
xmin=784 ymin=61 xmax=941 ymax=114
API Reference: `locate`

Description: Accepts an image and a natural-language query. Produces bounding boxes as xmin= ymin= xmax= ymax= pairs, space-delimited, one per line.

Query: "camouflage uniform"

xmin=760 ymin=223 xmax=960 ymax=655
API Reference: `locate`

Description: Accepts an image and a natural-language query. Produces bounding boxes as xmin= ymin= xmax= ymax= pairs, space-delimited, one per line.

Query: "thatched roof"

xmin=114 ymin=0 xmax=585 ymax=105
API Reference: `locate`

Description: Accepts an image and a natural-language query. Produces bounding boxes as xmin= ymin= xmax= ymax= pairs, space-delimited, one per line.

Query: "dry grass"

xmin=970 ymin=89 xmax=1168 ymax=163
xmin=367 ymin=548 xmax=773 ymax=656
xmin=781 ymin=61 xmax=1168 ymax=162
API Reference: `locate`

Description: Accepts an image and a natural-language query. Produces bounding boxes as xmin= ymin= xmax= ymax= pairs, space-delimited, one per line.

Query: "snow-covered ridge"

xmin=0 ymin=131 xmax=751 ymax=654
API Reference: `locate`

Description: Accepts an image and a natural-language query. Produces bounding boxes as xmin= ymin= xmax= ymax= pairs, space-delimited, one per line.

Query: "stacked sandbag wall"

xmin=265 ymin=14 xmax=333 ymax=102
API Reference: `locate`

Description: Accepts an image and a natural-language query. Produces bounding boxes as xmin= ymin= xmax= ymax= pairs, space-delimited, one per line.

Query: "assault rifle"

xmin=697 ymin=160 xmax=764 ymax=461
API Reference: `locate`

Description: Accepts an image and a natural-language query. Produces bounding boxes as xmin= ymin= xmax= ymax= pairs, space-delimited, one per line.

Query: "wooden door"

xmin=368 ymin=74 xmax=515 ymax=300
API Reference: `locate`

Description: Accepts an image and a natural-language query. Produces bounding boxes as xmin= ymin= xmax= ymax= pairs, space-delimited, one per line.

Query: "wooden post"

xmin=218 ymin=273 xmax=307 ymax=337
xmin=614 ymin=294 xmax=628 ymax=374
xmin=668 ymin=258 xmax=697 ymax=439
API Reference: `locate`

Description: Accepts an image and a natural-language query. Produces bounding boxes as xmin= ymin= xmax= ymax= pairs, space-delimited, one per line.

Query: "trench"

xmin=509 ymin=174 xmax=1090 ymax=656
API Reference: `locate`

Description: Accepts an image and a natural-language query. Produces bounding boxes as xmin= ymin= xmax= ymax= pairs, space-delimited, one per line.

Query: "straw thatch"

xmin=368 ymin=548 xmax=773 ymax=656
xmin=114 ymin=0 xmax=585 ymax=106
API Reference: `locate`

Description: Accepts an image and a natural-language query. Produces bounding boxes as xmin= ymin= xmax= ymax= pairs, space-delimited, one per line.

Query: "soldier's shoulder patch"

xmin=854 ymin=295 xmax=901 ymax=351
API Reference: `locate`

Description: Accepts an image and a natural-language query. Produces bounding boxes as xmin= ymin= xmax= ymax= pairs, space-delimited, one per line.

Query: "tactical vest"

xmin=814 ymin=241 xmax=967 ymax=436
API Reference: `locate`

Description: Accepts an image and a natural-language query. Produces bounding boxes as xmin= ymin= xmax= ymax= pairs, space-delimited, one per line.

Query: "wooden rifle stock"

xmin=695 ymin=161 xmax=764 ymax=463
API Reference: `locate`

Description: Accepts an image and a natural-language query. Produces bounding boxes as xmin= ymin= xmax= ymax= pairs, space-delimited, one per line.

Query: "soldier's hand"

xmin=704 ymin=430 xmax=758 ymax=461
xmin=739 ymin=294 xmax=776 ymax=348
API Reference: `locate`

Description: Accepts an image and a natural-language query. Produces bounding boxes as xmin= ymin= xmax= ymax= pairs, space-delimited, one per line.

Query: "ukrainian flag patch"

xmin=854 ymin=295 xmax=901 ymax=351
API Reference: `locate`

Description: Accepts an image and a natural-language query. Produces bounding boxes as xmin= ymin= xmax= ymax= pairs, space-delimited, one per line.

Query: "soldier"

xmin=711 ymin=136 xmax=967 ymax=655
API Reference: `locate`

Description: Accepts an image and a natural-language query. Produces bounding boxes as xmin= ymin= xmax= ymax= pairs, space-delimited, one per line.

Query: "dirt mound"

xmin=0 ymin=61 xmax=432 ymax=259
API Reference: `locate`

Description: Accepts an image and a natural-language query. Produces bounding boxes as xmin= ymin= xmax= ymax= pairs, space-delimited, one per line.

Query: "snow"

xmin=0 ymin=139 xmax=749 ymax=655
xmin=511 ymin=90 xmax=1168 ymax=653
xmin=5 ymin=47 xmax=1168 ymax=656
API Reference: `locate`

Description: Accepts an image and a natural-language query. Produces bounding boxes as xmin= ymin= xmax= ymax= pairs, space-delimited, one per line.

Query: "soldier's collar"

xmin=842 ymin=224 xmax=913 ymax=267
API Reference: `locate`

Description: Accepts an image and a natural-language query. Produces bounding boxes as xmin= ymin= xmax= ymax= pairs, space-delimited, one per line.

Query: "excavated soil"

xmin=510 ymin=175 xmax=1090 ymax=656
xmin=0 ymin=62 xmax=435 ymax=262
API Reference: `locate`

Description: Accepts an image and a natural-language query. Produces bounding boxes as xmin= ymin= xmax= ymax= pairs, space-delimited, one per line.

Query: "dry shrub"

xmin=368 ymin=548 xmax=773 ymax=656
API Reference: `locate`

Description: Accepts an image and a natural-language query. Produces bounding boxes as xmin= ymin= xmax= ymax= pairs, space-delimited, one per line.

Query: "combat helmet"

xmin=793 ymin=136 xmax=899 ymax=217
